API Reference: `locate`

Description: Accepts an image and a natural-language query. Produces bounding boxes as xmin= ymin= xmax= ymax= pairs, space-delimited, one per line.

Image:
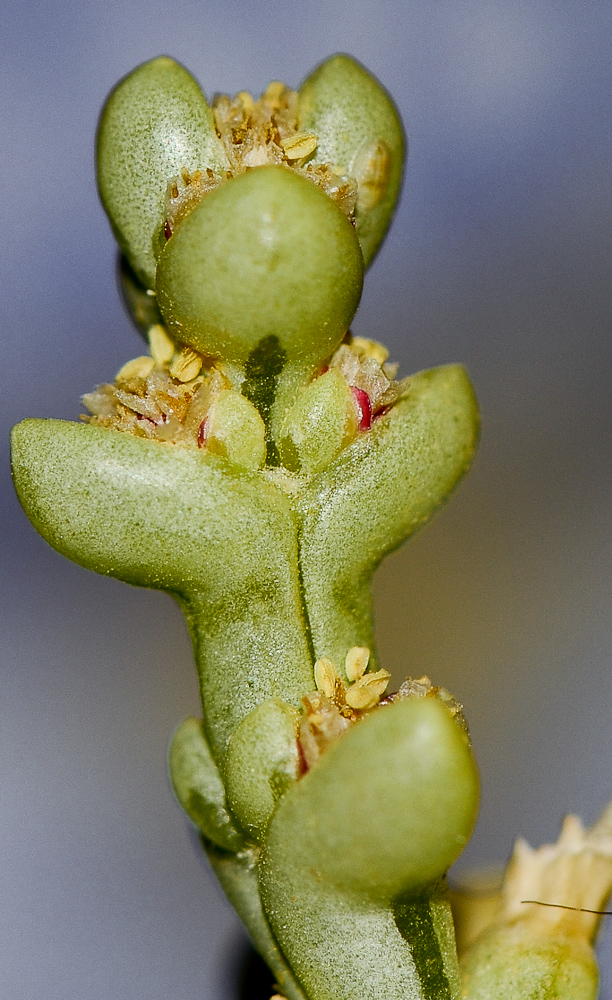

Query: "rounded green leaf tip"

xmin=264 ymin=697 xmax=479 ymax=902
xmin=97 ymin=56 xmax=228 ymax=288
xmin=298 ymin=53 xmax=405 ymax=268
xmin=155 ymin=165 xmax=364 ymax=373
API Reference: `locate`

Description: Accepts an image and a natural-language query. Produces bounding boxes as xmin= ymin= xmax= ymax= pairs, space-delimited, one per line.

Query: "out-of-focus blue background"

xmin=1 ymin=1 xmax=611 ymax=996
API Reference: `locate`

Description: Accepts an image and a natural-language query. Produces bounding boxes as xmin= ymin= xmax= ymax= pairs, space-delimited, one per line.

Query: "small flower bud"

xmin=205 ymin=389 xmax=267 ymax=471
xmin=225 ymin=699 xmax=300 ymax=842
xmin=280 ymin=368 xmax=358 ymax=475
xmin=460 ymin=924 xmax=598 ymax=1000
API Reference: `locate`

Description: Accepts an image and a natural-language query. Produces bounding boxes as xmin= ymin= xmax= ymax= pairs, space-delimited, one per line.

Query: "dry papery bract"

xmin=299 ymin=654 xmax=468 ymax=772
xmin=81 ymin=329 xmax=403 ymax=458
xmin=501 ymin=803 xmax=612 ymax=940
xmin=164 ymin=81 xmax=358 ymax=239
xmin=453 ymin=801 xmax=612 ymax=959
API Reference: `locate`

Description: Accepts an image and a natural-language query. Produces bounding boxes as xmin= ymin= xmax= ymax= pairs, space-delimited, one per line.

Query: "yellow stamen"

xmin=115 ymin=356 xmax=155 ymax=382
xmin=314 ymin=658 xmax=337 ymax=699
xmin=281 ymin=132 xmax=318 ymax=161
xmin=148 ymin=324 xmax=175 ymax=365
xmin=169 ymin=347 xmax=203 ymax=383
xmin=345 ymin=669 xmax=391 ymax=710
xmin=345 ymin=646 xmax=370 ymax=682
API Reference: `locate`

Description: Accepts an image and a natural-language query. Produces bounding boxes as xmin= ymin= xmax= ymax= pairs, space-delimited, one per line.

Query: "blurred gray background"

xmin=1 ymin=0 xmax=611 ymax=996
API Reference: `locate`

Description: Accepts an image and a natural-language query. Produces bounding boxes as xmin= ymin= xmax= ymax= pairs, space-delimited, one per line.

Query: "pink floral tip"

xmin=136 ymin=411 xmax=167 ymax=427
xmin=350 ymin=386 xmax=372 ymax=430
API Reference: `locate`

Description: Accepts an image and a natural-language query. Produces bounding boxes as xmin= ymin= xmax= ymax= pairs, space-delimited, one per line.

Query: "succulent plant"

xmin=10 ymin=52 xmax=612 ymax=1000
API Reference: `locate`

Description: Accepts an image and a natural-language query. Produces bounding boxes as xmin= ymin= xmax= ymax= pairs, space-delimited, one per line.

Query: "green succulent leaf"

xmin=10 ymin=420 xmax=314 ymax=757
xmin=263 ymin=698 xmax=478 ymax=902
xmin=297 ymin=364 xmax=479 ymax=667
xmin=97 ymin=56 xmax=229 ymax=288
xmin=259 ymin=698 xmax=478 ymax=1000
xmin=298 ymin=54 xmax=405 ymax=268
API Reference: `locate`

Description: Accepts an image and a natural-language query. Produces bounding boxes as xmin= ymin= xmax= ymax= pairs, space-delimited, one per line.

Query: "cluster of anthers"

xmin=299 ymin=650 xmax=467 ymax=772
xmin=82 ymin=324 xmax=223 ymax=445
xmin=81 ymin=328 xmax=402 ymax=459
xmin=163 ymin=81 xmax=358 ymax=242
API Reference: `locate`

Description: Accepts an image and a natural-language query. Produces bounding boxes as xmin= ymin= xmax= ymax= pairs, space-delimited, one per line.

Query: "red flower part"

xmin=136 ymin=412 xmax=166 ymax=427
xmin=373 ymin=404 xmax=390 ymax=422
xmin=296 ymin=737 xmax=309 ymax=777
xmin=197 ymin=418 xmax=209 ymax=448
xmin=351 ymin=386 xmax=372 ymax=430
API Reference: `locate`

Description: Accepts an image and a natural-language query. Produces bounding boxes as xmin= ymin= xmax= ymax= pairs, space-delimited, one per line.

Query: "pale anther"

xmin=169 ymin=347 xmax=203 ymax=383
xmin=352 ymin=137 xmax=391 ymax=211
xmin=148 ymin=324 xmax=175 ymax=365
xmin=281 ymin=132 xmax=318 ymax=161
xmin=116 ymin=355 xmax=155 ymax=382
xmin=345 ymin=646 xmax=370 ymax=682
xmin=314 ymin=658 xmax=337 ymax=699
xmin=345 ymin=669 xmax=391 ymax=710
xmin=351 ymin=336 xmax=389 ymax=366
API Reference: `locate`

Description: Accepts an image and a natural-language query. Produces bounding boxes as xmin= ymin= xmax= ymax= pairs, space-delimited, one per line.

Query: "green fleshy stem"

xmin=11 ymin=364 xmax=479 ymax=999
xmin=208 ymin=846 xmax=308 ymax=1000
xmin=11 ymin=365 xmax=476 ymax=754
xmin=20 ymin=46 xmax=483 ymax=1000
